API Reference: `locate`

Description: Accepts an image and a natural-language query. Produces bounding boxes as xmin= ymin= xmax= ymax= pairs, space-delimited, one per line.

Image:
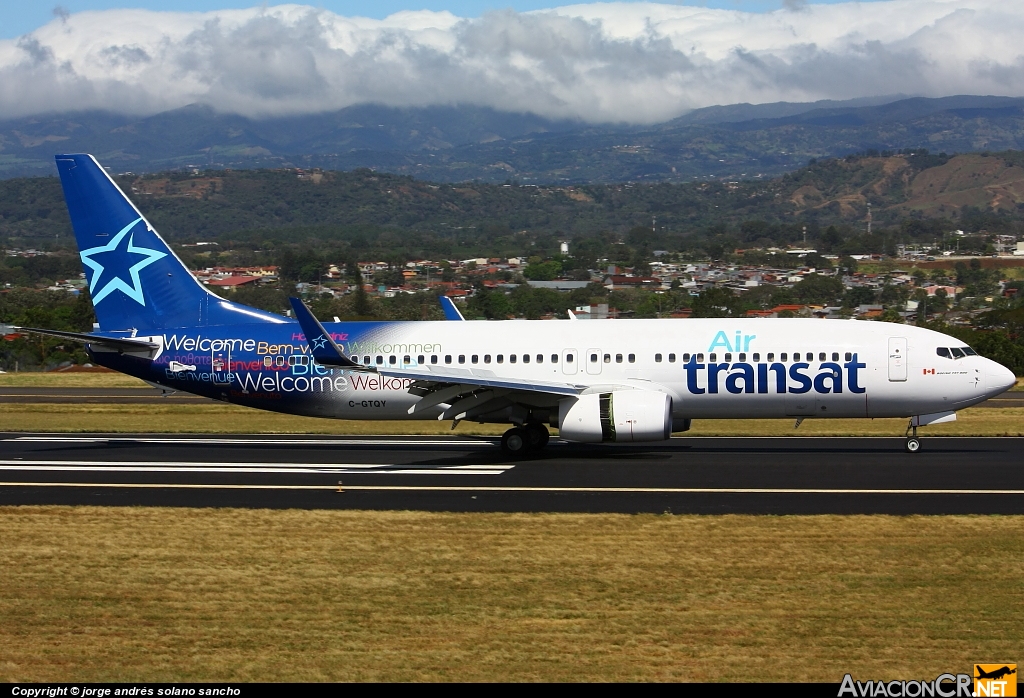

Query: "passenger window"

xmin=831 ymin=352 xmax=839 ymax=362
xmin=710 ymin=353 xmax=717 ymax=362
xmin=616 ymin=354 xmax=623 ymax=363
xmin=696 ymin=353 xmax=704 ymax=362
xmin=288 ymin=356 xmax=297 ymax=366
xmin=389 ymin=355 xmax=397 ymax=365
xmin=819 ymin=352 xmax=826 ymax=361
xmin=418 ymin=355 xmax=424 ymax=364
xmin=431 ymin=355 xmax=438 ymax=364
xmin=363 ymin=356 xmax=371 ymax=365
xmin=537 ymin=354 xmax=543 ymax=363
xmin=484 ymin=355 xmax=491 ymax=364
xmin=683 ymin=353 xmax=690 ymax=362
xmin=738 ymin=353 xmax=745 ymax=362
xmin=628 ymin=354 xmax=636 ymax=363
xmin=471 ymin=355 xmax=479 ymax=364
xmin=604 ymin=354 xmax=611 ymax=363
xmin=509 ymin=355 xmax=516 ymax=364
xmin=458 ymin=355 xmax=465 ymax=364
xmin=403 ymin=355 xmax=411 ymax=365
xmin=668 ymin=353 xmax=676 ymax=363
xmin=937 ymin=348 xmax=951 ymax=358
xmin=845 ymin=352 xmax=852 ymax=362
xmin=497 ymin=355 xmax=504 ymax=363
xmin=781 ymin=353 xmax=788 ymax=362
xmin=655 ymin=353 xmax=662 ymax=362
xmin=523 ymin=354 xmax=530 ymax=364
xmin=273 ymin=356 xmax=284 ymax=367
xmin=950 ymin=348 xmax=966 ymax=359
xmin=767 ymin=353 xmax=774 ymax=361
xmin=445 ymin=355 xmax=452 ymax=364
xmin=551 ymin=354 xmax=558 ymax=363
xmin=752 ymin=353 xmax=760 ymax=362
xmin=566 ymin=354 xmax=574 ymax=362
xmin=376 ymin=356 xmax=383 ymax=365
xmin=591 ymin=353 xmax=599 ymax=363
xmin=725 ymin=353 xmax=732 ymax=362
xmin=264 ymin=356 xmax=273 ymax=368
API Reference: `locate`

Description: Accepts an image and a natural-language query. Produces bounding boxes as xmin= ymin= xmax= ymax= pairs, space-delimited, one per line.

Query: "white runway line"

xmin=7 ymin=436 xmax=498 ymax=446
xmin=1 ymin=482 xmax=1023 ymax=495
xmin=0 ymin=460 xmax=513 ymax=476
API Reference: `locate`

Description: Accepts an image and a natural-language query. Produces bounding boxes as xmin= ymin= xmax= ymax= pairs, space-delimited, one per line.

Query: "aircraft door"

xmin=888 ymin=337 xmax=907 ymax=381
xmin=212 ymin=342 xmax=232 ymax=386
xmin=586 ymin=348 xmax=602 ymax=375
xmin=562 ymin=349 xmax=578 ymax=375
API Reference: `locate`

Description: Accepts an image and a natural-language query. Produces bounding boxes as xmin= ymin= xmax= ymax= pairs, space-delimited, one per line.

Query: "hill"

xmin=3 ymin=96 xmax=1024 ymax=183
xmin=2 ymin=150 xmax=1023 ymax=262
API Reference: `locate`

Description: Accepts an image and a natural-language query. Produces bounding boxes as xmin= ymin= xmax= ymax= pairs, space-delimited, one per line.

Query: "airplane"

xmin=975 ymin=666 xmax=1016 ymax=681
xmin=18 ymin=154 xmax=1017 ymax=455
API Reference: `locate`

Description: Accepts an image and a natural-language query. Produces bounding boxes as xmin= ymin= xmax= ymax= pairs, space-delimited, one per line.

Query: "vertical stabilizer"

xmin=55 ymin=154 xmax=286 ymax=331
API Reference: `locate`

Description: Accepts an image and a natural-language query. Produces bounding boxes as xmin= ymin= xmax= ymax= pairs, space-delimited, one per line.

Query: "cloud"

xmin=0 ymin=1 xmax=1022 ymax=123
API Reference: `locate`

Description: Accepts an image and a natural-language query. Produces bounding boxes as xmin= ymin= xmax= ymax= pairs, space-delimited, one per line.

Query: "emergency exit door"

xmin=212 ymin=344 xmax=232 ymax=385
xmin=888 ymin=337 xmax=907 ymax=381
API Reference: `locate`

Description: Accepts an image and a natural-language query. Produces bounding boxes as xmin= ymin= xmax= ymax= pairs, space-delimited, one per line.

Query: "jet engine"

xmin=558 ymin=391 xmax=673 ymax=443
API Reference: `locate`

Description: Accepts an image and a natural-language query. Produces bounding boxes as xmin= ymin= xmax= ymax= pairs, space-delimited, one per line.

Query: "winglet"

xmin=567 ymin=309 xmax=577 ymax=320
xmin=439 ymin=295 xmax=465 ymax=321
xmin=288 ymin=297 xmax=361 ymax=368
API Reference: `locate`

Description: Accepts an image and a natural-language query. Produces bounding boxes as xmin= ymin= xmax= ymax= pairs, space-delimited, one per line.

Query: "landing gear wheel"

xmin=524 ymin=423 xmax=550 ymax=452
xmin=501 ymin=427 xmax=528 ymax=456
xmin=905 ymin=437 xmax=921 ymax=453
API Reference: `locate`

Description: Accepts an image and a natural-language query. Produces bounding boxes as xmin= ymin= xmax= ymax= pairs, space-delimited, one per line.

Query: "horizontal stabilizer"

xmin=287 ymin=298 xmax=361 ymax=368
xmin=16 ymin=327 xmax=159 ymax=353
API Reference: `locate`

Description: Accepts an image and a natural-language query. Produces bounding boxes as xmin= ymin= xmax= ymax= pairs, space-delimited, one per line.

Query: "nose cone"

xmin=988 ymin=361 xmax=1016 ymax=395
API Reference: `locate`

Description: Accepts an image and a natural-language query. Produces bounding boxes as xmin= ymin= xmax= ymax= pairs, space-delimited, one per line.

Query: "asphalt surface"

xmin=2 ymin=386 xmax=1023 ymax=407
xmin=1 ymin=433 xmax=1023 ymax=514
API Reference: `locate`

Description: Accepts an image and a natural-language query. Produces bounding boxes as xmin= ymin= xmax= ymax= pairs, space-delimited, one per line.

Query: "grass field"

xmin=1 ymin=402 xmax=1022 ymax=436
xmin=0 ymin=507 xmax=1020 ymax=682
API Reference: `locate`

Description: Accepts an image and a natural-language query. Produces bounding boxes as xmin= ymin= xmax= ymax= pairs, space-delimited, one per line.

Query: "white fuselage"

xmin=315 ymin=318 xmax=1015 ymax=422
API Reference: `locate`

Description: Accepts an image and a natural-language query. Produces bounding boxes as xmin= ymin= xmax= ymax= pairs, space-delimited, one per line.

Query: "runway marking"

xmin=1 ymin=482 xmax=1023 ymax=495
xmin=0 ymin=461 xmax=513 ymax=476
xmin=6 ymin=436 xmax=498 ymax=447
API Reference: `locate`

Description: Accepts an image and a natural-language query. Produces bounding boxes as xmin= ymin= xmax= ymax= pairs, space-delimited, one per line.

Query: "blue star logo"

xmin=312 ymin=335 xmax=329 ymax=350
xmin=80 ymin=217 xmax=167 ymax=306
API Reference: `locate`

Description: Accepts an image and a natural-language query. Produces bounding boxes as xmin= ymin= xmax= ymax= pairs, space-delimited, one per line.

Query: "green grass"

xmin=1 ymin=402 xmax=1021 ymax=436
xmin=0 ymin=508 xmax=1021 ymax=682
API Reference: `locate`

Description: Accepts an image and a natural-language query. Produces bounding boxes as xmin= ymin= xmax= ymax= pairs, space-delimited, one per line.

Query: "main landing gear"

xmin=501 ymin=423 xmax=550 ymax=456
xmin=905 ymin=422 xmax=921 ymax=453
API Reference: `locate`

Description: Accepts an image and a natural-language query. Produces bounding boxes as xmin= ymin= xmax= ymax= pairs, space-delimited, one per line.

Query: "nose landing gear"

xmin=905 ymin=422 xmax=921 ymax=453
xmin=500 ymin=423 xmax=550 ymax=455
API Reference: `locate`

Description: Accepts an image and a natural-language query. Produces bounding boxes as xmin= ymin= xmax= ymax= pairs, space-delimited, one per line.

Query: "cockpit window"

xmin=936 ymin=347 xmax=951 ymax=358
xmin=950 ymin=347 xmax=966 ymax=359
xmin=962 ymin=347 xmax=978 ymax=356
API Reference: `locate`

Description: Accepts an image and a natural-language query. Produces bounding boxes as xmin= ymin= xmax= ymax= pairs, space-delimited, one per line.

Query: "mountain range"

xmin=1 ymin=95 xmax=1023 ymax=183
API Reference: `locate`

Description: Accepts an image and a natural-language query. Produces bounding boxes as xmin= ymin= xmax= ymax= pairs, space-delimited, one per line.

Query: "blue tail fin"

xmin=55 ymin=154 xmax=286 ymax=331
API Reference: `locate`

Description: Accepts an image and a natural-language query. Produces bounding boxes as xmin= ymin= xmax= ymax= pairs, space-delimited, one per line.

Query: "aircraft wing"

xmin=288 ymin=297 xmax=361 ymax=368
xmin=439 ymin=296 xmax=465 ymax=321
xmin=15 ymin=327 xmax=160 ymax=353
xmin=377 ymin=365 xmax=584 ymax=396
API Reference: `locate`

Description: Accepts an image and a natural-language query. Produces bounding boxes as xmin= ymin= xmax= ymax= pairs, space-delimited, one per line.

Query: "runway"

xmin=2 ymin=433 xmax=1023 ymax=513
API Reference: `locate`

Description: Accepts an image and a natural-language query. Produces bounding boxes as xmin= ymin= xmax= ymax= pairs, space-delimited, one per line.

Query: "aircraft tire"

xmin=501 ymin=427 xmax=529 ymax=456
xmin=905 ymin=437 xmax=921 ymax=453
xmin=524 ymin=423 xmax=550 ymax=452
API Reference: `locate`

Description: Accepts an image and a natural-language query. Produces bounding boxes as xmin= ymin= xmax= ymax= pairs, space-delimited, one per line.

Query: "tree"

xmin=792 ymin=273 xmax=845 ymax=305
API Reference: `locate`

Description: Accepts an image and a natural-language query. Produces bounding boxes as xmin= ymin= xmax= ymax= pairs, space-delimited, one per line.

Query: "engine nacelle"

xmin=558 ymin=390 xmax=673 ymax=443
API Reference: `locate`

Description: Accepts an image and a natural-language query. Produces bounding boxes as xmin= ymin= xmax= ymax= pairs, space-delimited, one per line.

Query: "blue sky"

xmin=2 ymin=1 xmax=871 ymax=40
